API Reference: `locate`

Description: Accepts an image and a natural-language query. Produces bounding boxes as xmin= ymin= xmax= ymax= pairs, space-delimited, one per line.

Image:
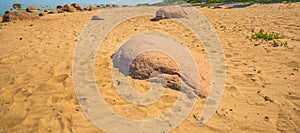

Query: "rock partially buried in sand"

xmin=151 ymin=5 xmax=187 ymax=21
xmin=26 ymin=6 xmax=38 ymax=13
xmin=112 ymin=32 xmax=201 ymax=98
xmin=2 ymin=12 xmax=39 ymax=22
xmin=13 ymin=3 xmax=22 ymax=9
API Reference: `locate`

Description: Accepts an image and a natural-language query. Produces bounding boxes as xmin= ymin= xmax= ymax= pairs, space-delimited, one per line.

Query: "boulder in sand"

xmin=112 ymin=32 xmax=201 ymax=98
xmin=13 ymin=4 xmax=22 ymax=9
xmin=62 ymin=4 xmax=77 ymax=12
xmin=26 ymin=6 xmax=38 ymax=13
xmin=151 ymin=5 xmax=187 ymax=21
xmin=71 ymin=3 xmax=82 ymax=11
xmin=2 ymin=12 xmax=39 ymax=22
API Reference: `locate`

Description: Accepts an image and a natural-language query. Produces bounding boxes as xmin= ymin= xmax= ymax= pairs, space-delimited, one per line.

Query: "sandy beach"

xmin=0 ymin=3 xmax=299 ymax=133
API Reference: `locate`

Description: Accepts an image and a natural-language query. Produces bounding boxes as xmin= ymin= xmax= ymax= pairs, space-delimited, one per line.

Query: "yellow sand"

xmin=0 ymin=3 xmax=299 ymax=132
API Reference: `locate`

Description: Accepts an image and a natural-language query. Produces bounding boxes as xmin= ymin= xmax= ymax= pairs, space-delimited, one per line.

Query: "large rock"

xmin=71 ymin=3 xmax=82 ymax=11
xmin=26 ymin=6 xmax=38 ymax=12
xmin=62 ymin=4 xmax=77 ymax=12
xmin=2 ymin=12 xmax=39 ymax=22
xmin=12 ymin=4 xmax=22 ymax=9
xmin=112 ymin=32 xmax=202 ymax=98
xmin=152 ymin=5 xmax=187 ymax=21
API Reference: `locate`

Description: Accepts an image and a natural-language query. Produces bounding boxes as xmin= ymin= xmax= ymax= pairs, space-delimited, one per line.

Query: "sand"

xmin=0 ymin=3 xmax=299 ymax=133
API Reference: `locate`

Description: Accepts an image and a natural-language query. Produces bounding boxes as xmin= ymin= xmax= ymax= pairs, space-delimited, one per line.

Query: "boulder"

xmin=71 ymin=3 xmax=82 ymax=11
xmin=2 ymin=12 xmax=39 ymax=22
xmin=56 ymin=5 xmax=63 ymax=10
xmin=62 ymin=4 xmax=77 ymax=12
xmin=13 ymin=4 xmax=22 ymax=9
xmin=152 ymin=5 xmax=187 ymax=21
xmin=112 ymin=32 xmax=202 ymax=98
xmin=106 ymin=4 xmax=119 ymax=8
xmin=26 ymin=6 xmax=38 ymax=12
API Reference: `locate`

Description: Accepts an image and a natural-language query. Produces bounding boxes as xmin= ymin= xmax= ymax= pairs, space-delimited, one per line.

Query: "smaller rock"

xmin=106 ymin=3 xmax=119 ymax=8
xmin=71 ymin=3 xmax=82 ymax=11
xmin=26 ymin=6 xmax=38 ymax=13
xmin=5 ymin=11 xmax=12 ymax=14
xmin=39 ymin=12 xmax=48 ymax=16
xmin=56 ymin=5 xmax=63 ymax=10
xmin=88 ymin=6 xmax=96 ymax=11
xmin=264 ymin=116 xmax=269 ymax=121
xmin=13 ymin=3 xmax=22 ymax=9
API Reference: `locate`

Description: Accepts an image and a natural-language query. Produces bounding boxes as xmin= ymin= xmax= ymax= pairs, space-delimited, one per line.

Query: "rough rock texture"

xmin=62 ymin=4 xmax=77 ymax=12
xmin=13 ymin=4 xmax=22 ymax=9
xmin=26 ymin=6 xmax=38 ymax=12
xmin=114 ymin=50 xmax=199 ymax=98
xmin=71 ymin=3 xmax=82 ymax=11
xmin=129 ymin=51 xmax=179 ymax=80
xmin=152 ymin=5 xmax=187 ymax=21
xmin=2 ymin=12 xmax=39 ymax=22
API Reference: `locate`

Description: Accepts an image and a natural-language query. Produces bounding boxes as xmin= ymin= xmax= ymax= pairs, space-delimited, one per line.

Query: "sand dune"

xmin=0 ymin=3 xmax=299 ymax=133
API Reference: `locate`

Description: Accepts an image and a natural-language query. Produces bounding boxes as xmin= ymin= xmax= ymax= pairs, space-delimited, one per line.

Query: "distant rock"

xmin=56 ymin=5 xmax=63 ymax=10
xmin=39 ymin=12 xmax=48 ymax=17
xmin=2 ymin=12 xmax=39 ymax=22
xmin=12 ymin=4 xmax=22 ymax=9
xmin=152 ymin=5 xmax=187 ymax=21
xmin=71 ymin=3 xmax=82 ymax=11
xmin=88 ymin=6 xmax=96 ymax=11
xmin=91 ymin=16 xmax=104 ymax=20
xmin=26 ymin=6 xmax=38 ymax=13
xmin=62 ymin=4 xmax=77 ymax=12
xmin=106 ymin=3 xmax=119 ymax=8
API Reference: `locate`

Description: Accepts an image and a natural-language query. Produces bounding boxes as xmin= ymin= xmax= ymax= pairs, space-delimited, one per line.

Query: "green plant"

xmin=250 ymin=29 xmax=288 ymax=47
xmin=251 ymin=29 xmax=281 ymax=41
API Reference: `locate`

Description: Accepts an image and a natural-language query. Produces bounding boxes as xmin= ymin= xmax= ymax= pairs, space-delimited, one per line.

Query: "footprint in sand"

xmin=51 ymin=74 xmax=69 ymax=83
xmin=226 ymin=85 xmax=240 ymax=96
xmin=0 ymin=86 xmax=34 ymax=131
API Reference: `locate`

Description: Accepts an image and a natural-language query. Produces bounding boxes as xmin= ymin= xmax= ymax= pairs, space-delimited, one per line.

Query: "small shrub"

xmin=250 ymin=29 xmax=288 ymax=47
xmin=251 ymin=29 xmax=281 ymax=41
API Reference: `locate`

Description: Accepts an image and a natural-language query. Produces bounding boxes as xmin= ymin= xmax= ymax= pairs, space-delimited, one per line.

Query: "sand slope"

xmin=0 ymin=3 xmax=299 ymax=133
